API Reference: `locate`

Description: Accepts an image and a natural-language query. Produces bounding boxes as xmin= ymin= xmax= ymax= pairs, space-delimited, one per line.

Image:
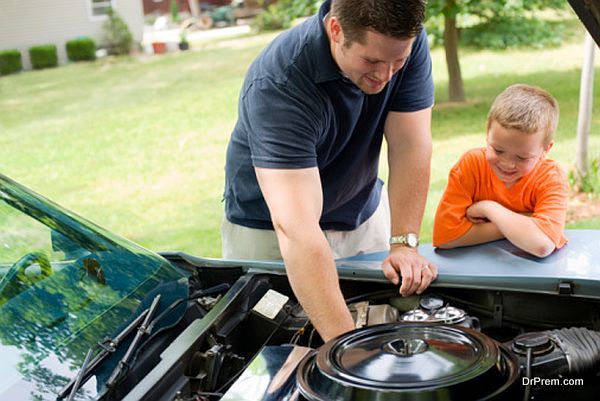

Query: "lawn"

xmin=1 ymin=26 xmax=599 ymax=258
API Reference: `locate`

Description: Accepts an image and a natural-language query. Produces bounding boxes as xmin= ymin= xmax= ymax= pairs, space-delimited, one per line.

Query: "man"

xmin=223 ymin=0 xmax=438 ymax=341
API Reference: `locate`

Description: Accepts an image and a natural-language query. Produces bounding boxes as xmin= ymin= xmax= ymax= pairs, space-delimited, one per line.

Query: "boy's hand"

xmin=467 ymin=216 xmax=489 ymax=224
xmin=466 ymin=200 xmax=497 ymax=223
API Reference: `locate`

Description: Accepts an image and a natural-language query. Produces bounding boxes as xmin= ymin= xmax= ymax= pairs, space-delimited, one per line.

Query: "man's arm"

xmin=382 ymin=109 xmax=438 ymax=296
xmin=255 ymin=167 xmax=354 ymax=342
xmin=463 ymin=200 xmax=556 ymax=257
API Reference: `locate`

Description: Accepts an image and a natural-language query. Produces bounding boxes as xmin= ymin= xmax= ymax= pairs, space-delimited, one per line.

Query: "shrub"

xmin=252 ymin=5 xmax=289 ymax=31
xmin=103 ymin=7 xmax=133 ymax=55
xmin=66 ymin=37 xmax=96 ymax=62
xmin=253 ymin=0 xmax=320 ymax=31
xmin=170 ymin=0 xmax=179 ymax=22
xmin=0 ymin=49 xmax=22 ymax=75
xmin=29 ymin=45 xmax=58 ymax=70
xmin=570 ymin=158 xmax=600 ymax=195
xmin=461 ymin=17 xmax=565 ymax=50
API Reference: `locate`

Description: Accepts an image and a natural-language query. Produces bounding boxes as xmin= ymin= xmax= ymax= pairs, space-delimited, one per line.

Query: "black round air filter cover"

xmin=297 ymin=323 xmax=519 ymax=401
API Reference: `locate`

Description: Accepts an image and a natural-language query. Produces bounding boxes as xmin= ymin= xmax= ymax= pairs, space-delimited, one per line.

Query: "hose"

xmin=544 ymin=327 xmax=600 ymax=374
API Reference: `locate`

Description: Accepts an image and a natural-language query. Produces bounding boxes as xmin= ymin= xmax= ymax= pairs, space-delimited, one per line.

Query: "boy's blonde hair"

xmin=487 ymin=84 xmax=559 ymax=146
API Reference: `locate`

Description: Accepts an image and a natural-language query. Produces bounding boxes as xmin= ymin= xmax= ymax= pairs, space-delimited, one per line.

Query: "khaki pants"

xmin=221 ymin=194 xmax=390 ymax=260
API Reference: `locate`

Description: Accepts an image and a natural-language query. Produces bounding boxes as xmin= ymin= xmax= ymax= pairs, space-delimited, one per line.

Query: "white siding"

xmin=0 ymin=0 xmax=144 ymax=69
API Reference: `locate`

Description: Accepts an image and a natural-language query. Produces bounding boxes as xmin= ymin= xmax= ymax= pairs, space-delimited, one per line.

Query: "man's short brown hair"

xmin=331 ymin=0 xmax=426 ymax=46
xmin=487 ymin=84 xmax=559 ymax=146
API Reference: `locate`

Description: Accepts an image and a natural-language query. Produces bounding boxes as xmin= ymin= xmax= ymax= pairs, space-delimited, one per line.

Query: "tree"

xmin=102 ymin=7 xmax=133 ymax=56
xmin=188 ymin=0 xmax=200 ymax=20
xmin=575 ymin=32 xmax=596 ymax=186
xmin=426 ymin=0 xmax=566 ymax=102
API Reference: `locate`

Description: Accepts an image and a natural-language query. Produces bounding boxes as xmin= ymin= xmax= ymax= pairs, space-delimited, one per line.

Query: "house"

xmin=0 ymin=0 xmax=144 ymax=69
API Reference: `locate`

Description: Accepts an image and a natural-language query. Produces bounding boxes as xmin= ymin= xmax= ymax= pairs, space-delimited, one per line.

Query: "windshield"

xmin=0 ymin=174 xmax=187 ymax=400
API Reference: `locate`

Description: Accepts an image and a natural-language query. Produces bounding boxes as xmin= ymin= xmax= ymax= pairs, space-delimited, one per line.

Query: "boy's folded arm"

xmin=436 ymin=222 xmax=503 ymax=249
xmin=482 ymin=201 xmax=556 ymax=258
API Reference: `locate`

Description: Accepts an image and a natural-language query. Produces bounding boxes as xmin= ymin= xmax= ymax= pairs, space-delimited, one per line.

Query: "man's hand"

xmin=381 ymin=246 xmax=438 ymax=296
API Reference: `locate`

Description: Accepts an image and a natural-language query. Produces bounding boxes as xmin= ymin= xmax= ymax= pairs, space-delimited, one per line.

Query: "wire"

xmin=307 ymin=327 xmax=317 ymax=349
xmin=289 ymin=326 xmax=307 ymax=345
xmin=148 ymin=283 xmax=231 ymax=333
xmin=189 ymin=392 xmax=223 ymax=400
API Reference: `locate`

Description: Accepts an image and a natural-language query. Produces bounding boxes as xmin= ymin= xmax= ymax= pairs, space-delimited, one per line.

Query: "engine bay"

xmin=116 ymin=256 xmax=600 ymax=401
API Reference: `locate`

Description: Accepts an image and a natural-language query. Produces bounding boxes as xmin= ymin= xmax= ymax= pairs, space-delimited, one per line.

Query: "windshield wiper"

xmin=65 ymin=348 xmax=94 ymax=401
xmin=106 ymin=294 xmax=161 ymax=387
xmin=58 ymin=295 xmax=160 ymax=400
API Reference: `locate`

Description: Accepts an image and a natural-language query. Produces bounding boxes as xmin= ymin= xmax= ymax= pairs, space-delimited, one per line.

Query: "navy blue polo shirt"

xmin=224 ymin=0 xmax=434 ymax=231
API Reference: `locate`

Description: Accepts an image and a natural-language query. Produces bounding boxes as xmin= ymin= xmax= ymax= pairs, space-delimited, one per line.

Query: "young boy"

xmin=433 ymin=84 xmax=568 ymax=257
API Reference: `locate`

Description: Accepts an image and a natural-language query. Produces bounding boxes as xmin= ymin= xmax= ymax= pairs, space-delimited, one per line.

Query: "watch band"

xmin=389 ymin=233 xmax=419 ymax=248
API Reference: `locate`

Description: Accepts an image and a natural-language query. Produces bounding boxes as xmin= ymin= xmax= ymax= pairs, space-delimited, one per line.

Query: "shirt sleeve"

xmin=241 ymin=76 xmax=323 ymax=169
xmin=531 ymin=166 xmax=569 ymax=248
xmin=433 ymin=154 xmax=477 ymax=246
xmin=389 ymin=29 xmax=434 ymax=112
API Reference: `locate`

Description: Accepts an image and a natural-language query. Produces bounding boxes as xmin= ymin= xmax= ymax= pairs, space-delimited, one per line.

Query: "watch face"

xmin=407 ymin=233 xmax=419 ymax=247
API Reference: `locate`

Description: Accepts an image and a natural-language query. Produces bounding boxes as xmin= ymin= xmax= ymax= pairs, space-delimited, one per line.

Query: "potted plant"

xmin=178 ymin=31 xmax=190 ymax=51
xmin=152 ymin=41 xmax=167 ymax=54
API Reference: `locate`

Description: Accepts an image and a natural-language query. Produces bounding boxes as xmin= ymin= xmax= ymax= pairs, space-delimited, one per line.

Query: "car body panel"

xmin=202 ymin=230 xmax=600 ymax=300
xmin=569 ymin=0 xmax=600 ymax=44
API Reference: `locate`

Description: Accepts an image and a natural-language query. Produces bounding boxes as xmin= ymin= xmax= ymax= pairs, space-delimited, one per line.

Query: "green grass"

xmin=1 ymin=27 xmax=599 ymax=257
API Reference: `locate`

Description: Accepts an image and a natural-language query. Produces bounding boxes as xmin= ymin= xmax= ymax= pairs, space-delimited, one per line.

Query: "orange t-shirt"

xmin=433 ymin=148 xmax=568 ymax=248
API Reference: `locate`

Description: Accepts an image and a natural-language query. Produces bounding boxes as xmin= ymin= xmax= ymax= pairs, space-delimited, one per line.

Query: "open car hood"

xmin=570 ymin=0 xmax=600 ymax=45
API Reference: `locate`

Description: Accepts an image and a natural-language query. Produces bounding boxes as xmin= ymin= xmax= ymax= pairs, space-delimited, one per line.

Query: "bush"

xmin=461 ymin=17 xmax=565 ymax=50
xmin=66 ymin=37 xmax=96 ymax=62
xmin=570 ymin=158 xmax=600 ymax=195
xmin=103 ymin=7 xmax=133 ymax=55
xmin=170 ymin=0 xmax=179 ymax=22
xmin=29 ymin=45 xmax=58 ymax=70
xmin=0 ymin=49 xmax=22 ymax=75
xmin=253 ymin=0 xmax=320 ymax=31
xmin=252 ymin=5 xmax=290 ymax=31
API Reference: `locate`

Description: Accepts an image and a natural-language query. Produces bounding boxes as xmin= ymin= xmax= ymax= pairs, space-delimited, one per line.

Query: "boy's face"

xmin=485 ymin=121 xmax=553 ymax=188
xmin=328 ymin=17 xmax=414 ymax=94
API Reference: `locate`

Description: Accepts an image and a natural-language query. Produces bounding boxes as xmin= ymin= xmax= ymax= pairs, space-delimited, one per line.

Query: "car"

xmin=2 ymin=1 xmax=600 ymax=400
xmin=2 ymin=169 xmax=599 ymax=401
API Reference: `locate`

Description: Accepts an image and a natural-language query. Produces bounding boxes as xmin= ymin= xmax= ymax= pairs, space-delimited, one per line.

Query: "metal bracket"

xmin=351 ymin=301 xmax=369 ymax=329
xmin=558 ymin=281 xmax=574 ymax=296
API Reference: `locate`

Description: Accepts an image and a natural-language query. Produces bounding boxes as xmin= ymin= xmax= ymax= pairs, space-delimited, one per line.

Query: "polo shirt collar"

xmin=310 ymin=0 xmax=344 ymax=83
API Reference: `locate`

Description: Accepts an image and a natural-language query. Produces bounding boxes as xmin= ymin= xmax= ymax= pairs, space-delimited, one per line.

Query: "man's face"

xmin=328 ymin=18 xmax=414 ymax=95
xmin=485 ymin=121 xmax=552 ymax=188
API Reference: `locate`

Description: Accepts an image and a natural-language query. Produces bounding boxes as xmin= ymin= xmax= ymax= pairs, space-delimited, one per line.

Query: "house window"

xmin=89 ymin=0 xmax=115 ymax=18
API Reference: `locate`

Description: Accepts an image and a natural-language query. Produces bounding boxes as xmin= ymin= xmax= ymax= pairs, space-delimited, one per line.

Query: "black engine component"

xmin=296 ymin=323 xmax=520 ymax=401
xmin=165 ymin=277 xmax=599 ymax=401
xmin=545 ymin=327 xmax=600 ymax=374
xmin=509 ymin=327 xmax=600 ymax=380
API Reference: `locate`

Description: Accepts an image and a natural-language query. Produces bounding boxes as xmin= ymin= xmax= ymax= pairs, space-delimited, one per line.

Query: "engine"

xmin=213 ymin=293 xmax=599 ymax=401
xmin=132 ymin=268 xmax=598 ymax=401
xmin=117 ymin=264 xmax=600 ymax=401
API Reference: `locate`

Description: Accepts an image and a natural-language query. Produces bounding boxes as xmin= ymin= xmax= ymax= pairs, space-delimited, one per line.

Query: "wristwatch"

xmin=389 ymin=233 xmax=419 ymax=248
